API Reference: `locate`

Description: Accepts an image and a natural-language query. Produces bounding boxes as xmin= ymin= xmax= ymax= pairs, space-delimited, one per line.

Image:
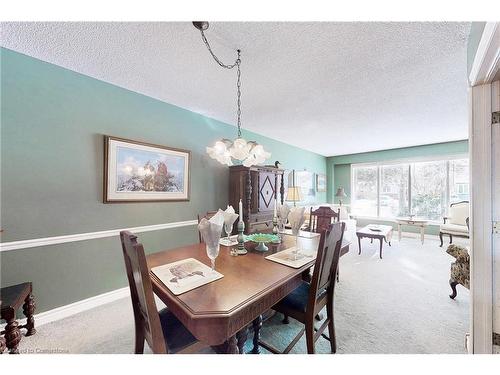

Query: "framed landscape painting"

xmin=104 ymin=136 xmax=190 ymax=203
xmin=316 ymin=173 xmax=327 ymax=192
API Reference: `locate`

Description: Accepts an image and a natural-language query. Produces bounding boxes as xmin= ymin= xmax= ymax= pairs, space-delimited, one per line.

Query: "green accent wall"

xmin=0 ymin=48 xmax=326 ymax=313
xmin=326 ymin=140 xmax=469 ymax=235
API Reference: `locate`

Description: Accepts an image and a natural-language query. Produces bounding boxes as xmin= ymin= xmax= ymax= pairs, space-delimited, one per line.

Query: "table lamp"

xmin=335 ymin=187 xmax=347 ymax=207
xmin=286 ymin=170 xmax=302 ymax=207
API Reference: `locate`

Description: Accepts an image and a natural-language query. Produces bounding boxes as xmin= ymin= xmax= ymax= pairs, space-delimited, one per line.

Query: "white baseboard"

xmin=1 ymin=287 xmax=130 ymax=329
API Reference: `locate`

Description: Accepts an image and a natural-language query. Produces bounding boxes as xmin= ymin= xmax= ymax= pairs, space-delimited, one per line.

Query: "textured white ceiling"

xmin=0 ymin=22 xmax=470 ymax=156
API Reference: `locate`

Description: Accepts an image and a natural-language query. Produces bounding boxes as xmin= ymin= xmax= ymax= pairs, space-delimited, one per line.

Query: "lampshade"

xmin=286 ymin=187 xmax=302 ymax=202
xmin=335 ymin=187 xmax=347 ymax=198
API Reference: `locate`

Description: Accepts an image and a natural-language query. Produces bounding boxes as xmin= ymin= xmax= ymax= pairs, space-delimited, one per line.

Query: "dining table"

xmin=147 ymin=230 xmax=350 ymax=354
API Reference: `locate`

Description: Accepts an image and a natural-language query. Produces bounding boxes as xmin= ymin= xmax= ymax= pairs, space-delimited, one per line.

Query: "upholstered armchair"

xmin=446 ymin=244 xmax=470 ymax=299
xmin=439 ymin=201 xmax=469 ymax=247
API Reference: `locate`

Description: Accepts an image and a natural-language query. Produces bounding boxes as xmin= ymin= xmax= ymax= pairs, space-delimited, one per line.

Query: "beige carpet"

xmin=13 ymin=236 xmax=469 ymax=354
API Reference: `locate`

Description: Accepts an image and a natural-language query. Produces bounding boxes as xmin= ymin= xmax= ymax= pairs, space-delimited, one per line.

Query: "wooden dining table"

xmin=147 ymin=231 xmax=350 ymax=354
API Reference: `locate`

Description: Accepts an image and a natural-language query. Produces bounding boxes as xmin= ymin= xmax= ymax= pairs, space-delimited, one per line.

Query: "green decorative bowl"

xmin=245 ymin=233 xmax=280 ymax=252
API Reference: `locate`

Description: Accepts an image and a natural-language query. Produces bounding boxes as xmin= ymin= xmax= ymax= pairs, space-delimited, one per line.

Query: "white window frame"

xmin=350 ymin=154 xmax=469 ymax=223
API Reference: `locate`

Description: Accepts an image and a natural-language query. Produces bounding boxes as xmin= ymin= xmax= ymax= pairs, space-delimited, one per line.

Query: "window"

xmin=380 ymin=164 xmax=409 ymax=218
xmin=351 ymin=166 xmax=378 ymax=217
xmin=351 ymin=157 xmax=469 ymax=221
xmin=449 ymin=159 xmax=469 ymax=203
xmin=410 ymin=161 xmax=447 ymax=221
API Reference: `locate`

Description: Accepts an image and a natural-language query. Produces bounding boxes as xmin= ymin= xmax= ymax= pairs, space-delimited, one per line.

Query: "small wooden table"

xmin=356 ymin=225 xmax=393 ymax=259
xmin=0 ymin=282 xmax=36 ymax=354
xmin=395 ymin=217 xmax=428 ymax=244
xmin=147 ymin=234 xmax=350 ymax=354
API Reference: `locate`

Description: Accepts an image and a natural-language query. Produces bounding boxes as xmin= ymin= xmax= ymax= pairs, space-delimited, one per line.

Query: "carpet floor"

xmin=14 ymin=236 xmax=469 ymax=354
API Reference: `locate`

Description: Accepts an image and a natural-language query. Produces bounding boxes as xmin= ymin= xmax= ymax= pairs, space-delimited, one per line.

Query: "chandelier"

xmin=193 ymin=21 xmax=271 ymax=167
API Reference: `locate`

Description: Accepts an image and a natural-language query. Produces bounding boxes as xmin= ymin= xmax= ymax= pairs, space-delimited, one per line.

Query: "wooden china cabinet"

xmin=228 ymin=165 xmax=285 ymax=234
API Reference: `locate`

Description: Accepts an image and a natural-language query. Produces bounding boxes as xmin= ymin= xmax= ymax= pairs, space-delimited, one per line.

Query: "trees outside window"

xmin=449 ymin=159 xmax=469 ymax=203
xmin=410 ymin=161 xmax=447 ymax=221
xmin=380 ymin=164 xmax=409 ymax=218
xmin=351 ymin=157 xmax=469 ymax=221
xmin=351 ymin=166 xmax=377 ymax=217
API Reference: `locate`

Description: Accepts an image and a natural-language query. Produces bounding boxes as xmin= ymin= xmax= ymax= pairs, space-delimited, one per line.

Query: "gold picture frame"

xmin=103 ymin=136 xmax=191 ymax=203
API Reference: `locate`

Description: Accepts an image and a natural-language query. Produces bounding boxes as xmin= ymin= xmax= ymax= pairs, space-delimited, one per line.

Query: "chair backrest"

xmin=120 ymin=231 xmax=167 ymax=353
xmin=308 ymin=222 xmax=345 ymax=308
xmin=310 ymin=206 xmax=340 ymax=233
xmin=448 ymin=201 xmax=469 ymax=226
xmin=197 ymin=211 xmax=218 ymax=243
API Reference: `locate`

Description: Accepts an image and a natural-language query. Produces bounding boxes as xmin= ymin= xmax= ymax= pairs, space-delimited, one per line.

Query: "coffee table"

xmin=356 ymin=225 xmax=393 ymax=259
xmin=395 ymin=217 xmax=428 ymax=244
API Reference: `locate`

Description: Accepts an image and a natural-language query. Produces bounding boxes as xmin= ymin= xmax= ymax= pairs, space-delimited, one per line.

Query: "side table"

xmin=395 ymin=217 xmax=429 ymax=244
xmin=0 ymin=282 xmax=37 ymax=354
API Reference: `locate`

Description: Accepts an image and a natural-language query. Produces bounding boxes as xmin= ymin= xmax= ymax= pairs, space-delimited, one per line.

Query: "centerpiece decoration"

xmin=246 ymin=233 xmax=281 ymax=252
xmin=193 ymin=21 xmax=271 ymax=167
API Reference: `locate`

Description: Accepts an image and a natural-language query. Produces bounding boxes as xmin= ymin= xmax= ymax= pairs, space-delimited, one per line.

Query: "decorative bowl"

xmin=245 ymin=233 xmax=280 ymax=252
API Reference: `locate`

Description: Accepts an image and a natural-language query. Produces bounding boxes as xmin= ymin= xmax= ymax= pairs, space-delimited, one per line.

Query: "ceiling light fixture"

xmin=193 ymin=21 xmax=271 ymax=167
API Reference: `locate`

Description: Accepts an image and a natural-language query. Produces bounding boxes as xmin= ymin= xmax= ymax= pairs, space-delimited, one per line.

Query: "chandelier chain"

xmin=236 ymin=55 xmax=241 ymax=137
xmin=200 ymin=30 xmax=242 ymax=137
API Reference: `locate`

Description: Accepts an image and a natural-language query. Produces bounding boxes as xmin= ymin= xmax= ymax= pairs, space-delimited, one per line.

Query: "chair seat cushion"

xmin=274 ymin=281 xmax=310 ymax=314
xmin=440 ymin=223 xmax=469 ymax=235
xmin=159 ymin=308 xmax=197 ymax=353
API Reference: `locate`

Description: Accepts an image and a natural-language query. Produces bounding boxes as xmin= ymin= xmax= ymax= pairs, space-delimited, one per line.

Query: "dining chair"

xmin=197 ymin=211 xmax=218 ymax=243
xmin=309 ymin=206 xmax=340 ymax=233
xmin=259 ymin=222 xmax=345 ymax=354
xmin=120 ymin=231 xmax=204 ymax=354
xmin=308 ymin=206 xmax=342 ymax=286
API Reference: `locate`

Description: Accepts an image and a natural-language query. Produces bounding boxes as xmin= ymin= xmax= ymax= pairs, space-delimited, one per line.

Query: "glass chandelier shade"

xmin=195 ymin=22 xmax=271 ymax=167
xmin=206 ymin=138 xmax=271 ymax=167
